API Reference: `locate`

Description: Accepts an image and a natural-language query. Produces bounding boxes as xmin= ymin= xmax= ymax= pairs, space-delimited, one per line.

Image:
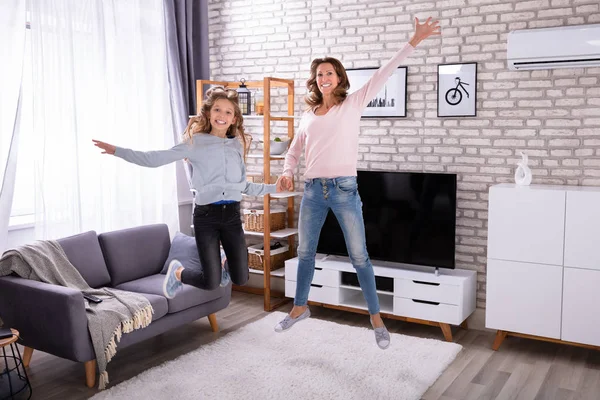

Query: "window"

xmin=9 ymin=27 xmax=33 ymax=227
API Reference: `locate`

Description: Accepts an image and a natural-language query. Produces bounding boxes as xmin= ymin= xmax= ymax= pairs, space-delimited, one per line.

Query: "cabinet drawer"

xmin=562 ymin=267 xmax=600 ymax=347
xmin=394 ymin=278 xmax=460 ymax=305
xmin=485 ymin=258 xmax=562 ymax=339
xmin=393 ymin=297 xmax=461 ymax=325
xmin=285 ymin=280 xmax=339 ymax=305
xmin=284 ymin=263 xmax=340 ymax=287
xmin=487 ymin=185 xmax=565 ymax=266
xmin=564 ymin=191 xmax=600 ymax=271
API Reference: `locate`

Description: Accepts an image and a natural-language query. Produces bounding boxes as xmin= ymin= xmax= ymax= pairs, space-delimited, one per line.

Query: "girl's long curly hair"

xmin=182 ymin=86 xmax=251 ymax=160
xmin=304 ymin=57 xmax=350 ymax=110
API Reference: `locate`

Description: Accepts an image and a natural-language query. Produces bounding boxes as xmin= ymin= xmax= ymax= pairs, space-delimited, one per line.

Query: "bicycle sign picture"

xmin=445 ymin=77 xmax=470 ymax=106
xmin=437 ymin=62 xmax=477 ymax=117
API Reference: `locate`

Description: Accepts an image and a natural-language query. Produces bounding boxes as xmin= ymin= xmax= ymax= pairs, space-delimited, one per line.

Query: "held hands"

xmin=92 ymin=139 xmax=116 ymax=155
xmin=409 ymin=17 xmax=441 ymax=47
xmin=276 ymin=175 xmax=293 ymax=192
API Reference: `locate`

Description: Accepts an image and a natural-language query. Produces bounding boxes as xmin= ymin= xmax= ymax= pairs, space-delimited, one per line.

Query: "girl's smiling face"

xmin=209 ymin=98 xmax=237 ymax=136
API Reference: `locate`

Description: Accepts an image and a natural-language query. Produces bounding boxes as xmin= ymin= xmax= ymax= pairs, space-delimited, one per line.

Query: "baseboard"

xmin=465 ymin=308 xmax=490 ymax=332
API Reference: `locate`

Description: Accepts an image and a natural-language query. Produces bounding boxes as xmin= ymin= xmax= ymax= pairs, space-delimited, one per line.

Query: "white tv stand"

xmin=284 ymin=254 xmax=477 ymax=342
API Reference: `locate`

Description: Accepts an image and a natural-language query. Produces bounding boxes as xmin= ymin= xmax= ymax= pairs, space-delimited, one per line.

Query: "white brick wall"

xmin=208 ymin=0 xmax=600 ymax=310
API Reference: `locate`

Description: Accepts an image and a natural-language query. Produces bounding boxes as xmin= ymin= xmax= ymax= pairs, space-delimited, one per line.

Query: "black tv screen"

xmin=316 ymin=171 xmax=457 ymax=269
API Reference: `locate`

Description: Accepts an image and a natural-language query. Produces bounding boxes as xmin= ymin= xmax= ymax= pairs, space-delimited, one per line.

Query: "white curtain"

xmin=29 ymin=0 xmax=179 ymax=239
xmin=0 ymin=1 xmax=26 ymax=252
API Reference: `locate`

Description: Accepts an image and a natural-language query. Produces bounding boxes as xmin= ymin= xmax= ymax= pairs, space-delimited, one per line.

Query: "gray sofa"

xmin=0 ymin=223 xmax=231 ymax=388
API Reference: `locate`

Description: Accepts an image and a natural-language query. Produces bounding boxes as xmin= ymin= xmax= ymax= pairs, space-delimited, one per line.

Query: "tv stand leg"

xmin=440 ymin=323 xmax=453 ymax=342
xmin=434 ymin=267 xmax=439 ymax=277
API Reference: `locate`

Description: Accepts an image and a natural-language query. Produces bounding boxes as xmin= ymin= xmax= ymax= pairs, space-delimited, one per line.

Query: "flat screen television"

xmin=316 ymin=170 xmax=457 ymax=270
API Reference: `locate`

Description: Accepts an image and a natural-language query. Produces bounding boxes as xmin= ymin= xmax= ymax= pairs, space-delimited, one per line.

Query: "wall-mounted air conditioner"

xmin=507 ymin=23 xmax=600 ymax=70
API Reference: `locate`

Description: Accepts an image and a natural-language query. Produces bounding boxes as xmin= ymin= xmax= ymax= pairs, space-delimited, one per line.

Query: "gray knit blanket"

xmin=0 ymin=240 xmax=154 ymax=390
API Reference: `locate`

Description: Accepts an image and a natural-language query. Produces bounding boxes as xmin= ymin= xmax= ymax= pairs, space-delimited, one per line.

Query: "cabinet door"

xmin=487 ymin=185 xmax=565 ymax=266
xmin=485 ymin=258 xmax=562 ymax=339
xmin=564 ymin=191 xmax=600 ymax=271
xmin=562 ymin=267 xmax=600 ymax=346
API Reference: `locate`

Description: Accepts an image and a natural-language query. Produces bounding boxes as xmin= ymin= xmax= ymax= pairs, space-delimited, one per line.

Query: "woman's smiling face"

xmin=316 ymin=62 xmax=341 ymax=95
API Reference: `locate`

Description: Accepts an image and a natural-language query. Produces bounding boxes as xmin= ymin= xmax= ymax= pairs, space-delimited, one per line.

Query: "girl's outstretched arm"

xmin=93 ymin=139 xmax=193 ymax=168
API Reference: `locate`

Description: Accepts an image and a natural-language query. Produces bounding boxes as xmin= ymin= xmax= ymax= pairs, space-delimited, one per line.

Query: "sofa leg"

xmin=84 ymin=359 xmax=96 ymax=388
xmin=208 ymin=313 xmax=219 ymax=332
xmin=23 ymin=347 xmax=34 ymax=367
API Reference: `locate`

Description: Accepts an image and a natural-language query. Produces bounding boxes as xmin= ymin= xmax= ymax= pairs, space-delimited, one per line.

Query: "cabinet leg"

xmin=460 ymin=320 xmax=468 ymax=330
xmin=440 ymin=323 xmax=453 ymax=342
xmin=492 ymin=330 xmax=508 ymax=351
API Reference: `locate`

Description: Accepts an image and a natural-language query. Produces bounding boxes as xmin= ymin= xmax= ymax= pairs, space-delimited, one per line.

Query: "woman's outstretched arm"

xmin=353 ymin=17 xmax=441 ymax=109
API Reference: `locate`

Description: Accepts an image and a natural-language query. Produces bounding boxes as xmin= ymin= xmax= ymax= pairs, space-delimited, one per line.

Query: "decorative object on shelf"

xmin=346 ymin=67 xmax=407 ymax=118
xmin=243 ymin=207 xmax=286 ymax=232
xmin=248 ymin=242 xmax=289 ymax=271
xmin=514 ymin=151 xmax=532 ymax=186
xmin=270 ymin=137 xmax=289 ymax=155
xmin=260 ymin=137 xmax=290 ymax=155
xmin=236 ymin=78 xmax=251 ymax=115
xmin=437 ymin=62 xmax=477 ymax=117
xmin=255 ymin=91 xmax=264 ymax=115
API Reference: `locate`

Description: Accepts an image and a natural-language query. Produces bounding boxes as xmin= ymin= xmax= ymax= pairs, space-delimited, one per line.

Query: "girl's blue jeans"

xmin=294 ymin=176 xmax=380 ymax=315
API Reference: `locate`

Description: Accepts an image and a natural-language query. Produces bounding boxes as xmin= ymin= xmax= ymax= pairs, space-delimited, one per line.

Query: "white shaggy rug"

xmin=91 ymin=312 xmax=462 ymax=400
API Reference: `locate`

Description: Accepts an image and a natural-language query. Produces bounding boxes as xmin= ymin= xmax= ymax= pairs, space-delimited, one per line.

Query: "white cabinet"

xmin=486 ymin=183 xmax=600 ymax=350
xmin=285 ymin=255 xmax=477 ymax=341
xmin=564 ymin=190 xmax=600 ymax=271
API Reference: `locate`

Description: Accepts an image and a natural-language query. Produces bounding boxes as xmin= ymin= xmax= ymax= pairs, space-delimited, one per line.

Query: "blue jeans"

xmin=294 ymin=176 xmax=380 ymax=315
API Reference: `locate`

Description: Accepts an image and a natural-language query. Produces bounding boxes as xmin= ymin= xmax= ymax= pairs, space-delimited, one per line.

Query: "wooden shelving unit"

xmin=196 ymin=78 xmax=299 ymax=311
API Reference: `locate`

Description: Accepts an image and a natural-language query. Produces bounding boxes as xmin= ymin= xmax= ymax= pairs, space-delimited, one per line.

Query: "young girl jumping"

xmin=93 ymin=87 xmax=282 ymax=298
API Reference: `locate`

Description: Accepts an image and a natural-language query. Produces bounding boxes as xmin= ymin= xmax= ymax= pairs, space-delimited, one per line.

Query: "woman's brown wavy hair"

xmin=182 ymin=86 xmax=251 ymax=160
xmin=305 ymin=57 xmax=350 ymax=110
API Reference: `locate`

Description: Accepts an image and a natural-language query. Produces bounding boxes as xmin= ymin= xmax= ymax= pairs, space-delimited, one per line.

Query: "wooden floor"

xmin=15 ymin=291 xmax=600 ymax=400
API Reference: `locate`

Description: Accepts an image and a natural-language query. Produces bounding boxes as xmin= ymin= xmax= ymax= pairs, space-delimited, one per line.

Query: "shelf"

xmin=270 ymin=192 xmax=303 ymax=199
xmin=243 ymin=227 xmax=298 ymax=238
xmin=247 ymin=153 xmax=286 ymax=160
xmin=197 ymin=77 xmax=295 ymax=312
xmin=340 ymin=289 xmax=394 ymax=314
xmin=245 ymin=115 xmax=300 ymax=120
xmin=339 ymin=284 xmax=394 ymax=296
xmin=249 ymin=268 xmax=286 ymax=277
xmin=188 ymin=114 xmax=300 ymax=120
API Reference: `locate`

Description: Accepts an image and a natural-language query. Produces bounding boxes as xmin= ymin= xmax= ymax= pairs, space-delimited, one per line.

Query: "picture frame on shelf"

xmin=346 ymin=66 xmax=407 ymax=118
xmin=437 ymin=62 xmax=477 ymax=117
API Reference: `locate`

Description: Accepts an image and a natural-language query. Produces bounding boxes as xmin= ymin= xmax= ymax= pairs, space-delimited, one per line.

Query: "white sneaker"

xmin=274 ymin=308 xmax=310 ymax=332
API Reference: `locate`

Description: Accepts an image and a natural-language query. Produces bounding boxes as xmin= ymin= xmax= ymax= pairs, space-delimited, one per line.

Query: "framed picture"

xmin=437 ymin=62 xmax=477 ymax=117
xmin=346 ymin=67 xmax=407 ymax=118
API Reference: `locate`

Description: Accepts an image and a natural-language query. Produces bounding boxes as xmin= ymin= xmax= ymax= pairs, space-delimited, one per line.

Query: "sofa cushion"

xmin=98 ymin=224 xmax=171 ymax=286
xmin=57 ymin=231 xmax=111 ymax=288
xmin=160 ymin=232 xmax=201 ymax=274
xmin=115 ymin=274 xmax=228 ymax=314
xmin=134 ymin=292 xmax=168 ymax=321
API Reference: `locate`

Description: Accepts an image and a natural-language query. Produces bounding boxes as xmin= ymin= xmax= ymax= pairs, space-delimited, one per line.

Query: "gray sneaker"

xmin=274 ymin=308 xmax=310 ymax=332
xmin=163 ymin=260 xmax=183 ymax=299
xmin=373 ymin=326 xmax=390 ymax=350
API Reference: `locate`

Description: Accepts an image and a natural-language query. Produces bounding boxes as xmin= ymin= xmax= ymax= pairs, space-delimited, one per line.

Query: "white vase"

xmin=514 ymin=152 xmax=532 ymax=186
